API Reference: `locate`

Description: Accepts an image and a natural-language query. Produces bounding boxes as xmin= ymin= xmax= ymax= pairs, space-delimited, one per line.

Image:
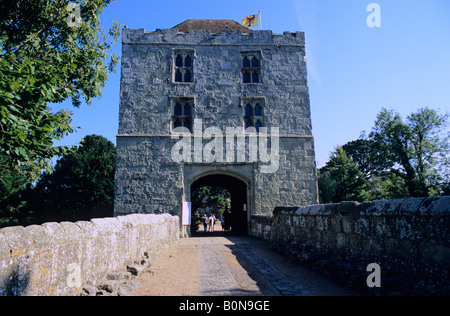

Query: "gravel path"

xmin=133 ymin=232 xmax=356 ymax=296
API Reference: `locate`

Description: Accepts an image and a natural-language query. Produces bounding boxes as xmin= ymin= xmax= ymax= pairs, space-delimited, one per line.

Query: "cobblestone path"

xmin=133 ymin=233 xmax=356 ymax=296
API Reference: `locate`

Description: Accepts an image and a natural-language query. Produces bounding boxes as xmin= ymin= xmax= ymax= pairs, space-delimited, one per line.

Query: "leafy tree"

xmin=35 ymin=135 xmax=116 ymax=222
xmin=341 ymin=136 xmax=411 ymax=200
xmin=319 ymin=146 xmax=368 ymax=203
xmin=317 ymin=168 xmax=337 ymax=204
xmin=341 ymin=135 xmax=391 ymax=179
xmin=367 ymin=173 xmax=409 ymax=201
xmin=369 ymin=107 xmax=449 ymax=197
xmin=191 ymin=186 xmax=231 ymax=233
xmin=0 ymin=0 xmax=121 ymax=181
xmin=0 ymin=156 xmax=30 ymax=227
xmin=319 ymin=107 xmax=449 ymax=203
xmin=192 ymin=186 xmax=231 ymax=216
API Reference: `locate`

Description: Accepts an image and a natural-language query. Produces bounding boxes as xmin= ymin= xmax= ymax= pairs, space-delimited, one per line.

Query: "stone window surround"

xmin=168 ymin=96 xmax=267 ymax=134
xmin=241 ymin=50 xmax=262 ymax=84
xmin=241 ymin=97 xmax=265 ymax=132
xmin=171 ymin=96 xmax=195 ymax=132
xmin=173 ymin=49 xmax=195 ymax=83
xmin=170 ymin=49 xmax=264 ymax=85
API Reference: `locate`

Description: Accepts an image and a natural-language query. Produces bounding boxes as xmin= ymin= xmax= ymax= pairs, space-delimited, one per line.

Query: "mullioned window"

xmin=242 ymin=52 xmax=261 ymax=84
xmin=174 ymin=51 xmax=194 ymax=83
xmin=172 ymin=97 xmax=194 ymax=132
xmin=243 ymin=99 xmax=264 ymax=132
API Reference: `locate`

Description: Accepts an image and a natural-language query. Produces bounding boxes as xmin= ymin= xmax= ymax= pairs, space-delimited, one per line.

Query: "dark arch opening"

xmin=191 ymin=174 xmax=248 ymax=236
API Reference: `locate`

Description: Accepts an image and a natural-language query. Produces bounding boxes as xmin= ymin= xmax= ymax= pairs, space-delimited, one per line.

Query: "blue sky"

xmin=53 ymin=0 xmax=450 ymax=167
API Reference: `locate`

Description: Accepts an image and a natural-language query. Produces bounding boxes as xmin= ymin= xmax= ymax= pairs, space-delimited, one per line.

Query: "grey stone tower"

xmin=114 ymin=19 xmax=318 ymax=235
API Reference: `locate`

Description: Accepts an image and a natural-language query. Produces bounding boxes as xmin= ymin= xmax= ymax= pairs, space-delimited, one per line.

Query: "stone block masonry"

xmin=251 ymin=197 xmax=450 ymax=295
xmin=115 ymin=23 xmax=318 ymax=226
xmin=0 ymin=214 xmax=179 ymax=296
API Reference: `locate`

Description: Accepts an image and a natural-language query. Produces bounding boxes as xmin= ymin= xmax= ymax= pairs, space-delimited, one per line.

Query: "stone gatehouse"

xmin=114 ymin=19 xmax=318 ymax=236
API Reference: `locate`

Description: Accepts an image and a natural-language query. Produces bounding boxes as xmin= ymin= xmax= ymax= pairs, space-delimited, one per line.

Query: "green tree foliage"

xmin=0 ymin=156 xmax=30 ymax=227
xmin=35 ymin=135 xmax=116 ymax=222
xmin=0 ymin=135 xmax=116 ymax=228
xmin=318 ymin=107 xmax=449 ymax=203
xmin=370 ymin=107 xmax=449 ymax=197
xmin=191 ymin=186 xmax=231 ymax=233
xmin=340 ymin=136 xmax=409 ymax=200
xmin=192 ymin=186 xmax=231 ymax=216
xmin=341 ymin=136 xmax=390 ymax=179
xmin=0 ymin=0 xmax=121 ymax=180
xmin=318 ymin=147 xmax=368 ymax=203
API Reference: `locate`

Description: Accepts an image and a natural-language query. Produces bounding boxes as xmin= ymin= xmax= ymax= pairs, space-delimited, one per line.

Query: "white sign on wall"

xmin=182 ymin=202 xmax=191 ymax=225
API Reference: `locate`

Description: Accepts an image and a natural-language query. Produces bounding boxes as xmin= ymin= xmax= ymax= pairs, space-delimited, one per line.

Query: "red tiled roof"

xmin=173 ymin=19 xmax=252 ymax=34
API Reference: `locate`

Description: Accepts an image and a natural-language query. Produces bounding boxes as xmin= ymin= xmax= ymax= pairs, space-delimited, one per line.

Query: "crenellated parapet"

xmin=123 ymin=27 xmax=305 ymax=47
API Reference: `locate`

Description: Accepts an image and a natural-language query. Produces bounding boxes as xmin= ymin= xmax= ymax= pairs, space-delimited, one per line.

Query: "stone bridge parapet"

xmin=0 ymin=214 xmax=179 ymax=296
xmin=251 ymin=197 xmax=450 ymax=295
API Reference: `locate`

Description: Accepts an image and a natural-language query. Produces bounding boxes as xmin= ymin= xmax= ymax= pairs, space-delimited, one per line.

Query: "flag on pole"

xmin=242 ymin=13 xmax=259 ymax=28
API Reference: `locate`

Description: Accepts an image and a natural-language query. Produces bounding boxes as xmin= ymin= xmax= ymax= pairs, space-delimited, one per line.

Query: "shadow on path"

xmin=134 ymin=233 xmax=357 ymax=296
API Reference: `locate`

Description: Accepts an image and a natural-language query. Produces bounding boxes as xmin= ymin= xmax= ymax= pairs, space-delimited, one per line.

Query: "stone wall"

xmin=251 ymin=197 xmax=450 ymax=295
xmin=0 ymin=214 xmax=179 ymax=296
xmin=115 ymin=26 xmax=318 ymax=219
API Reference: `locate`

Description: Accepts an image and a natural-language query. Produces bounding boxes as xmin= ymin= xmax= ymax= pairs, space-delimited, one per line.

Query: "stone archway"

xmin=190 ymin=173 xmax=249 ymax=235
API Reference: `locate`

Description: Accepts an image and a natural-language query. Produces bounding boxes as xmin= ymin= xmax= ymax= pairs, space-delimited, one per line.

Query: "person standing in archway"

xmin=223 ymin=209 xmax=231 ymax=232
xmin=202 ymin=213 xmax=208 ymax=232
xmin=208 ymin=214 xmax=215 ymax=232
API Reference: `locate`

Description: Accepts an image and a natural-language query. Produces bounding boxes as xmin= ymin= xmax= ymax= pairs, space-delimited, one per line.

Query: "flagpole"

xmin=259 ymin=10 xmax=262 ymax=30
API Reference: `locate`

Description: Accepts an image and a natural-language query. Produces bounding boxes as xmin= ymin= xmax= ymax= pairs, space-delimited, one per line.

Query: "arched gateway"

xmin=189 ymin=171 xmax=249 ymax=235
xmin=114 ymin=20 xmax=319 ymax=237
